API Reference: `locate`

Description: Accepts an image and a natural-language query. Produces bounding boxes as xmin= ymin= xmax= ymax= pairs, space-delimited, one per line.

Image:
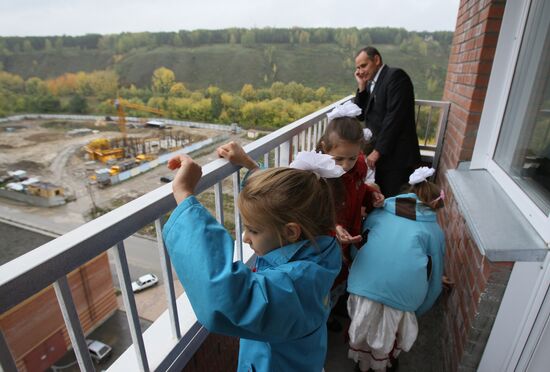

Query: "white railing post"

xmin=53 ymin=276 xmax=95 ymax=372
xmin=280 ymin=140 xmax=292 ymax=166
xmin=113 ymin=241 xmax=150 ymax=372
xmin=155 ymin=219 xmax=181 ymax=340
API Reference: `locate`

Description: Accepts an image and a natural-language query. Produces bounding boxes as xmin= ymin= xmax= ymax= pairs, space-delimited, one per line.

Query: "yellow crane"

xmin=112 ymin=98 xmax=167 ymax=139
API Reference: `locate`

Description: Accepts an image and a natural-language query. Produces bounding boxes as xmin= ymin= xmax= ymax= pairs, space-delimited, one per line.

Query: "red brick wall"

xmin=438 ymin=190 xmax=512 ymax=371
xmin=441 ymin=0 xmax=505 ymax=171
xmin=438 ymin=0 xmax=512 ymax=371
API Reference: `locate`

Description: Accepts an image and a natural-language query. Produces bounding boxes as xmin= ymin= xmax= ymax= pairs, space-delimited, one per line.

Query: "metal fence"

xmin=0 ymin=114 xmax=241 ymax=132
xmin=0 ymin=97 xmax=449 ymax=372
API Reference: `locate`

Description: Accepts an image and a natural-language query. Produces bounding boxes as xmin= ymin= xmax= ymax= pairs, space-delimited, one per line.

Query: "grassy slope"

xmin=0 ymin=43 xmax=450 ymax=100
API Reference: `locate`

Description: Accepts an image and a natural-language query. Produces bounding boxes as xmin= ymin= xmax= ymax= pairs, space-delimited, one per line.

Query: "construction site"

xmin=0 ymin=99 xmax=242 ymax=217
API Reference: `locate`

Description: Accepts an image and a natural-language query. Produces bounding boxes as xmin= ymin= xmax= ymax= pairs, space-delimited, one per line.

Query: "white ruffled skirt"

xmin=347 ymin=294 xmax=418 ymax=372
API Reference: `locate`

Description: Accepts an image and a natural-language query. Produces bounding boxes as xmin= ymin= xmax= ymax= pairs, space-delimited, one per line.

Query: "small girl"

xmin=163 ymin=151 xmax=343 ymax=372
xmin=346 ymin=166 xmax=446 ymax=372
xmin=318 ymin=101 xmax=384 ymax=326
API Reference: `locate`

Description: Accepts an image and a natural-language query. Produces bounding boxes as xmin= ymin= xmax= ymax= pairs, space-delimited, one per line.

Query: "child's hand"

xmin=372 ymin=191 xmax=385 ymax=208
xmin=335 ymin=225 xmax=362 ymax=245
xmin=167 ymin=154 xmax=202 ymax=204
xmin=217 ymin=141 xmax=258 ymax=170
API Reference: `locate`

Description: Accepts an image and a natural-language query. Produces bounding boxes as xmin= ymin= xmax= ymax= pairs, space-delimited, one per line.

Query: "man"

xmin=354 ymin=46 xmax=421 ymax=197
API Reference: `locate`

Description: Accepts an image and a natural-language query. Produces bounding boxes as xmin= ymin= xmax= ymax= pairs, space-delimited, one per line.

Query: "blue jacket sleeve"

xmin=416 ymin=226 xmax=445 ymax=316
xmin=163 ymin=196 xmax=326 ymax=342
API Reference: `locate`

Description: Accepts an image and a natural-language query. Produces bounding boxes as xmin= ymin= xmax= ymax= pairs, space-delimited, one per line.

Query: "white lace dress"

xmin=347 ymin=294 xmax=419 ymax=371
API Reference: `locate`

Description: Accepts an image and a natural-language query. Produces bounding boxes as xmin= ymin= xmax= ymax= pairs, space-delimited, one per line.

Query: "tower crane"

xmin=112 ymin=98 xmax=167 ymax=139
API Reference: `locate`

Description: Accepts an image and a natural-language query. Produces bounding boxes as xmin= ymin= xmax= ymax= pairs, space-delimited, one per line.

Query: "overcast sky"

xmin=0 ymin=0 xmax=460 ymax=37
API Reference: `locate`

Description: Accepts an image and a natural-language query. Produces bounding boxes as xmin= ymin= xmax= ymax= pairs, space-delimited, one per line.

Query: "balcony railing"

xmin=0 ymin=96 xmax=450 ymax=372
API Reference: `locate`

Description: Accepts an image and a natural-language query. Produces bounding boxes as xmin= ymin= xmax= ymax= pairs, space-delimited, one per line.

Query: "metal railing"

xmin=0 ymin=97 xmax=449 ymax=372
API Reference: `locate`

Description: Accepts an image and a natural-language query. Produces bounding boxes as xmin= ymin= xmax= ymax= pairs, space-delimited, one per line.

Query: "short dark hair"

xmin=356 ymin=46 xmax=383 ymax=64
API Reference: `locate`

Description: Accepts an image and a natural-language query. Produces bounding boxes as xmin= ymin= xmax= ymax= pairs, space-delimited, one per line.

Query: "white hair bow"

xmin=363 ymin=128 xmax=373 ymax=142
xmin=409 ymin=166 xmax=435 ymax=185
xmin=326 ymin=101 xmax=362 ymax=121
xmin=290 ymin=151 xmax=345 ymax=179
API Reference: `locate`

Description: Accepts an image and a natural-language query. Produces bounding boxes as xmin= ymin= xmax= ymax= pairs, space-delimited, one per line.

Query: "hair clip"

xmin=431 ymin=189 xmax=445 ymax=204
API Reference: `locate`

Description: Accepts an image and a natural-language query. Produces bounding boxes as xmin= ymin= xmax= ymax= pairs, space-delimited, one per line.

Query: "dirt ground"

xmin=0 ymin=118 xmax=247 ymax=219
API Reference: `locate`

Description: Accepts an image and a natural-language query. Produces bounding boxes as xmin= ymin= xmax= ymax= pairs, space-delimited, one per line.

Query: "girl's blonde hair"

xmin=238 ymin=167 xmax=336 ymax=246
xmin=408 ymin=181 xmax=444 ymax=210
xmin=316 ymin=117 xmax=365 ymax=152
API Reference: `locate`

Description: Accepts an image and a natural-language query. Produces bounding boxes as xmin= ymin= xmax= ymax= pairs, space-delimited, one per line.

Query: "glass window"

xmin=494 ymin=0 xmax=550 ymax=215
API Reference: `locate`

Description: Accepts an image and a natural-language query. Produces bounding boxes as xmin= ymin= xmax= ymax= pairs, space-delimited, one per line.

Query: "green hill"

xmin=0 ymin=29 xmax=451 ymax=100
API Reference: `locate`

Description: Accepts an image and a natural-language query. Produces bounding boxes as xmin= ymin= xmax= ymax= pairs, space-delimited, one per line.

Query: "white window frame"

xmin=470 ymin=0 xmax=550 ymax=245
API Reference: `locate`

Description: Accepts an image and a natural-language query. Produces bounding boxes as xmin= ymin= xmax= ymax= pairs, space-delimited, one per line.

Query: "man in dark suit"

xmin=354 ymin=46 xmax=421 ymax=197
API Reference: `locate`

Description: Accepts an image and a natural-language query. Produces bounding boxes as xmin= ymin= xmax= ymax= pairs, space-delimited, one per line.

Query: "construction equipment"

xmin=112 ymin=98 xmax=167 ymax=139
xmin=135 ymin=153 xmax=157 ymax=164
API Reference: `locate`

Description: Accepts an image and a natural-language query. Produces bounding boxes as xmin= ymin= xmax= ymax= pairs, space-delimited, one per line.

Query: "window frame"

xmin=470 ymin=0 xmax=550 ymax=245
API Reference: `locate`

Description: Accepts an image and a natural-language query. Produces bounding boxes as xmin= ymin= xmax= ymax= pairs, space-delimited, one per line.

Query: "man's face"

xmin=355 ymin=51 xmax=382 ymax=82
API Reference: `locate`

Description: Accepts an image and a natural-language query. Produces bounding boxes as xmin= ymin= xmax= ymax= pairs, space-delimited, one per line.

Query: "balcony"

xmin=0 ymin=95 xmax=450 ymax=371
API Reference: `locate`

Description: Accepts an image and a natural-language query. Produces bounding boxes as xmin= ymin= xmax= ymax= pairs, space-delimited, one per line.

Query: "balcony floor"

xmin=325 ymin=299 xmax=446 ymax=371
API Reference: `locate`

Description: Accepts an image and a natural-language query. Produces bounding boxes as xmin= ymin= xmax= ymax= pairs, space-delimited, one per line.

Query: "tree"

xmin=241 ymin=30 xmax=256 ymax=46
xmin=240 ymin=84 xmax=256 ymax=101
xmin=169 ymin=82 xmax=187 ymax=97
xmin=206 ymin=86 xmax=223 ymax=119
xmin=25 ymin=77 xmax=49 ymax=96
xmin=89 ymin=70 xmax=119 ymax=100
xmin=151 ymin=67 xmax=175 ymax=96
xmin=44 ymin=39 xmax=53 ymax=51
xmin=0 ymin=71 xmax=25 ymax=93
xmin=22 ymin=40 xmax=33 ymax=52
xmin=298 ymin=31 xmax=310 ymax=44
xmin=67 ymin=94 xmax=88 ymax=113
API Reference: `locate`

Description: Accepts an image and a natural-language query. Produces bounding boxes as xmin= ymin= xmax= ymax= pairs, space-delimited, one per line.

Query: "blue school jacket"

xmin=347 ymin=193 xmax=445 ymax=315
xmin=163 ymin=196 xmax=341 ymax=372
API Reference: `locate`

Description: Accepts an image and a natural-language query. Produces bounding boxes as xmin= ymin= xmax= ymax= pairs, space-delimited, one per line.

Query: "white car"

xmin=86 ymin=339 xmax=112 ymax=364
xmin=131 ymin=273 xmax=159 ymax=293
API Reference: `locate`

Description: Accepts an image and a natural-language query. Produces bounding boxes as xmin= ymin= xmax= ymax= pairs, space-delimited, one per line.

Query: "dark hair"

xmin=356 ymin=46 xmax=383 ymax=64
xmin=315 ymin=117 xmax=365 ymax=153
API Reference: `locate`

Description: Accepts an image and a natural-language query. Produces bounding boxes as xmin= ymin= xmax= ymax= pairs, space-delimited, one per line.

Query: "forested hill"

xmin=0 ymin=28 xmax=452 ymax=100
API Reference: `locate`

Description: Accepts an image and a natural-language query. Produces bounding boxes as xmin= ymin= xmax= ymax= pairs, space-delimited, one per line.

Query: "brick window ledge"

xmin=446 ymin=166 xmax=547 ymax=262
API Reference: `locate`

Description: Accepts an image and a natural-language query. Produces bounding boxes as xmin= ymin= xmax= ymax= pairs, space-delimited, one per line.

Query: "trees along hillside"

xmin=0 ymin=28 xmax=452 ymax=127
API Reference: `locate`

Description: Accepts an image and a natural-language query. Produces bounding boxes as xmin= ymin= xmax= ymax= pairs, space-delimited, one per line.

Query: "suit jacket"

xmin=354 ymin=65 xmax=421 ymax=171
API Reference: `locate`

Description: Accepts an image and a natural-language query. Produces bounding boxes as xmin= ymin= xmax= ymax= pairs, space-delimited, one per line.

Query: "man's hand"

xmin=167 ymin=154 xmax=202 ymax=205
xmin=335 ymin=225 xmax=362 ymax=245
xmin=366 ymin=149 xmax=380 ymax=169
xmin=355 ymin=70 xmax=369 ymax=93
xmin=217 ymin=141 xmax=258 ymax=170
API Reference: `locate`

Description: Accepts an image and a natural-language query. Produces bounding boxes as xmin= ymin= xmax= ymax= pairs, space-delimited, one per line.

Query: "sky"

xmin=0 ymin=0 xmax=460 ymax=37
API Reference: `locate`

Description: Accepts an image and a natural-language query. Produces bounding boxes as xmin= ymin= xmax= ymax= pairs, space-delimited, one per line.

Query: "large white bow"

xmin=409 ymin=166 xmax=435 ymax=185
xmin=290 ymin=151 xmax=345 ymax=179
xmin=326 ymin=101 xmax=362 ymax=121
xmin=363 ymin=128 xmax=373 ymax=142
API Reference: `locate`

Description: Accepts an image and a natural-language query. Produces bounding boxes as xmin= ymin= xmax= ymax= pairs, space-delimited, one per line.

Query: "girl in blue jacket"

xmin=162 ymin=151 xmax=343 ymax=372
xmin=346 ymin=167 xmax=445 ymax=372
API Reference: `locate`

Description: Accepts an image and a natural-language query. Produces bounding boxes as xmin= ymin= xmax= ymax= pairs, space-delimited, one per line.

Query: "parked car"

xmin=160 ymin=175 xmax=174 ymax=183
xmin=86 ymin=339 xmax=112 ymax=364
xmin=131 ymin=273 xmax=159 ymax=293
